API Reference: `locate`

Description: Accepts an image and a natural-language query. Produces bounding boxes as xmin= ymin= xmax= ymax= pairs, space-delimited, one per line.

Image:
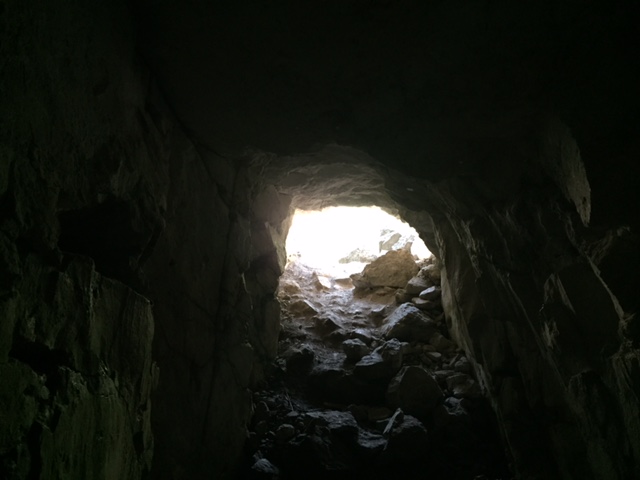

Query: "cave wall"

xmin=2 ymin=1 xmax=640 ymax=479
xmin=433 ymin=118 xmax=640 ymax=479
xmin=249 ymin=113 xmax=640 ymax=480
xmin=0 ymin=1 xmax=167 ymax=477
xmin=1 ymin=2 xmax=291 ymax=479
xmin=144 ymin=145 xmax=290 ymax=478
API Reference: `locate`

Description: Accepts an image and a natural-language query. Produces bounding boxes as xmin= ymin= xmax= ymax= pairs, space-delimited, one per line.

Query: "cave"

xmin=1 ymin=1 xmax=639 ymax=479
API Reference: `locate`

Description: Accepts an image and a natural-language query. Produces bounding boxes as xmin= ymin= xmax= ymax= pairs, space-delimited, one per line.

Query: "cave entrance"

xmin=285 ymin=205 xmax=430 ymax=273
xmin=247 ymin=182 xmax=508 ymax=478
xmin=277 ymin=205 xmax=433 ymax=351
xmin=275 ymin=204 xmax=438 ymax=376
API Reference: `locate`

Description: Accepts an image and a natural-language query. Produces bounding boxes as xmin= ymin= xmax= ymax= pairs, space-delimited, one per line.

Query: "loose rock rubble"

xmin=242 ymin=254 xmax=510 ymax=479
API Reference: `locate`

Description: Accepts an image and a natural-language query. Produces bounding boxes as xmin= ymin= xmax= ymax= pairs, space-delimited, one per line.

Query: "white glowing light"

xmin=285 ymin=206 xmax=430 ymax=271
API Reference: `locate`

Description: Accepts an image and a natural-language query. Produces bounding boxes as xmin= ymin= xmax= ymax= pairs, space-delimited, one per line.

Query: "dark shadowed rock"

xmin=406 ymin=276 xmax=433 ymax=295
xmin=304 ymin=410 xmax=359 ymax=438
xmin=342 ymin=338 xmax=370 ymax=362
xmin=250 ymin=458 xmax=280 ymax=479
xmin=383 ymin=415 xmax=429 ymax=462
xmin=383 ymin=303 xmax=438 ymax=342
xmin=446 ymin=374 xmax=482 ymax=398
xmin=386 ymin=366 xmax=444 ymax=419
xmin=419 ymin=286 xmax=441 ymax=301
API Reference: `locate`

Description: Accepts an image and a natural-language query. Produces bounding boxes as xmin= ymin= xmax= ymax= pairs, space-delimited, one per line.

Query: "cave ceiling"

xmin=136 ymin=1 xmax=638 ymax=184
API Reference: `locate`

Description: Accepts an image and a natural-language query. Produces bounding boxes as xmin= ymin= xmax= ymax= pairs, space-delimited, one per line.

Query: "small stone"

xmin=395 ymin=288 xmax=413 ymax=304
xmin=251 ymin=457 xmax=280 ymax=478
xmin=433 ymin=369 xmax=456 ymax=384
xmin=446 ymin=373 xmax=482 ymax=398
xmin=425 ymin=351 xmax=442 ymax=362
xmin=375 ymin=338 xmax=406 ymax=371
xmin=421 ymin=263 xmax=441 ymax=285
xmin=342 ymin=338 xmax=370 ymax=362
xmin=312 ymin=272 xmax=333 ymax=290
xmin=405 ymin=276 xmax=433 ymax=295
xmin=411 ymin=297 xmax=435 ymax=310
xmin=313 ymin=317 xmax=340 ymax=335
xmin=275 ymin=424 xmax=296 ymax=443
xmin=418 ymin=286 xmax=441 ymax=301
xmin=357 ymin=430 xmax=388 ymax=454
xmin=454 ymin=356 xmax=472 ymax=373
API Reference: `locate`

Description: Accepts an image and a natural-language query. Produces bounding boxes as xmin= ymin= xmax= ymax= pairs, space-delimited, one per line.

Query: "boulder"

xmin=453 ymin=356 xmax=472 ymax=373
xmin=375 ymin=338 xmax=406 ymax=371
xmin=433 ymin=397 xmax=471 ymax=428
xmin=386 ymin=366 xmax=444 ymax=419
xmin=339 ymin=248 xmax=378 ymax=264
xmin=282 ymin=345 xmax=315 ymax=373
xmin=418 ymin=286 xmax=441 ymax=301
xmin=303 ymin=410 xmax=359 ymax=439
xmin=378 ymin=231 xmax=402 ymax=252
xmin=405 ymin=276 xmax=433 ymax=295
xmin=446 ymin=373 xmax=482 ymax=398
xmin=383 ymin=415 xmax=429 ymax=461
xmin=353 ymin=339 xmax=406 ymax=381
xmin=383 ymin=303 xmax=438 ymax=342
xmin=288 ymin=299 xmax=317 ymax=316
xmin=275 ymin=424 xmax=296 ymax=443
xmin=250 ymin=458 xmax=280 ymax=478
xmin=342 ymin=338 xmax=370 ymax=362
xmin=352 ymin=249 xmax=418 ymax=288
xmin=357 ymin=430 xmax=387 ymax=455
xmin=411 ymin=297 xmax=436 ymax=310
xmin=353 ymin=352 xmax=392 ymax=380
xmin=429 ymin=332 xmax=456 ymax=352
xmin=421 ymin=263 xmax=441 ymax=285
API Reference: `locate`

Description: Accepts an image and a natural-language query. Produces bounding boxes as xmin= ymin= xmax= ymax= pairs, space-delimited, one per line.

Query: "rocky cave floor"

xmin=242 ymin=251 xmax=513 ymax=480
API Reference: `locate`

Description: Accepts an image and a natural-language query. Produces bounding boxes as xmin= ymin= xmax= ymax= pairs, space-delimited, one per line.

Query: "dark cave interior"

xmin=1 ymin=1 xmax=640 ymax=479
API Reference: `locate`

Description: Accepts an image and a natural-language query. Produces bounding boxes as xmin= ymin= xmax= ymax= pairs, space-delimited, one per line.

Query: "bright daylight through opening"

xmin=285 ymin=206 xmax=430 ymax=274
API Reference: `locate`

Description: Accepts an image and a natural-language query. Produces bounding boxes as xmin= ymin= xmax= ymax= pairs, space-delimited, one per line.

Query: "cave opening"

xmin=245 ymin=202 xmax=510 ymax=479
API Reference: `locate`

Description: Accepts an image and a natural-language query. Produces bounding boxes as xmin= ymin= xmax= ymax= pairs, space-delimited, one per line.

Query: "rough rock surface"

xmin=382 ymin=303 xmax=438 ymax=342
xmin=386 ymin=366 xmax=444 ymax=420
xmin=4 ymin=1 xmax=640 ymax=479
xmin=247 ymin=255 xmax=506 ymax=479
xmin=405 ymin=276 xmax=433 ymax=295
xmin=351 ymin=249 xmax=419 ymax=288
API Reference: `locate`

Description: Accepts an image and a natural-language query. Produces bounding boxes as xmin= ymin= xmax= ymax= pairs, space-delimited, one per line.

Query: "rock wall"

xmin=3 ymin=1 xmax=640 ymax=479
xmin=146 ymin=146 xmax=291 ymax=478
xmin=250 ymin=113 xmax=640 ymax=479
xmin=434 ymin=119 xmax=640 ymax=479
xmin=1 ymin=2 xmax=293 ymax=479
xmin=0 ymin=1 xmax=163 ymax=477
